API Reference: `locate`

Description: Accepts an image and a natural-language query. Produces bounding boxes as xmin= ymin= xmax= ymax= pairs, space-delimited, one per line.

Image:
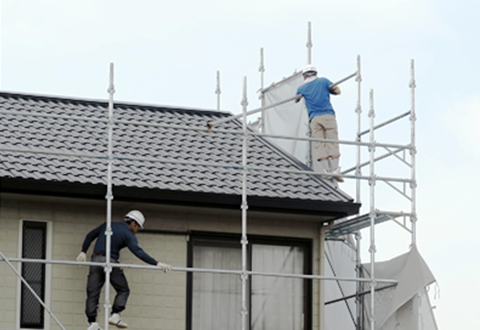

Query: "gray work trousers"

xmin=85 ymin=255 xmax=130 ymax=322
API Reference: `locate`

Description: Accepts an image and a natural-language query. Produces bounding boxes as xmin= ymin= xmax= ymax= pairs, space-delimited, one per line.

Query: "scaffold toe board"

xmin=326 ymin=213 xmax=391 ymax=238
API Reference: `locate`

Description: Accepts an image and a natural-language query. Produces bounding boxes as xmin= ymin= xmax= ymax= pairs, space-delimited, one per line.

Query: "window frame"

xmin=186 ymin=232 xmax=312 ymax=330
xmin=16 ymin=219 xmax=52 ymax=330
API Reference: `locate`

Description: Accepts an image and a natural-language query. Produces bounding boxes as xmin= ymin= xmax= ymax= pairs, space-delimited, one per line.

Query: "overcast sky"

xmin=2 ymin=0 xmax=479 ymax=328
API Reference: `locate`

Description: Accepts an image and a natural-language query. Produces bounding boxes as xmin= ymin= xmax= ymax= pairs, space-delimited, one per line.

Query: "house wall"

xmin=0 ymin=192 xmax=325 ymax=330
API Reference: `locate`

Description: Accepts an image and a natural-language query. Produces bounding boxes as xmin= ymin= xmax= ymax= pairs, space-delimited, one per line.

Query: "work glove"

xmin=76 ymin=252 xmax=87 ymax=262
xmin=157 ymin=261 xmax=172 ymax=273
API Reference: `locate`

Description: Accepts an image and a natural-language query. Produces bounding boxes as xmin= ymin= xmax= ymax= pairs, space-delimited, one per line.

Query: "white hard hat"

xmin=125 ymin=210 xmax=145 ymax=229
xmin=302 ymin=64 xmax=317 ymax=75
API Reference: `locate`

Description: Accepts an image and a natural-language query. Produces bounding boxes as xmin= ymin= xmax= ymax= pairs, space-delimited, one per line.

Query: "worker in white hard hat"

xmin=295 ymin=64 xmax=344 ymax=183
xmin=76 ymin=210 xmax=171 ymax=330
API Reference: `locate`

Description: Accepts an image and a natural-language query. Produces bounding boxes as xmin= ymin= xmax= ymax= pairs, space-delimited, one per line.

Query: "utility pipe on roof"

xmin=216 ymin=71 xmax=221 ymax=110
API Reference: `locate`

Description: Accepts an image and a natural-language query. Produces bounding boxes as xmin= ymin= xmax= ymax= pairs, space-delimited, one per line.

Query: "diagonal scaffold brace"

xmin=0 ymin=249 xmax=67 ymax=330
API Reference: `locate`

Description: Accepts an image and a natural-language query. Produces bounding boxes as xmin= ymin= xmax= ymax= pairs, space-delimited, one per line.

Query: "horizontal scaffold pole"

xmin=0 ymin=257 xmax=398 ymax=284
xmin=0 ymin=110 xmax=412 ymax=150
xmin=0 ymin=146 xmax=413 ymax=183
xmin=330 ymin=72 xmax=357 ymax=88
xmin=249 ymin=132 xmax=411 ymax=150
xmin=207 ymin=71 xmax=357 ymax=129
xmin=359 ymin=110 xmax=411 ymax=137
xmin=0 ymin=146 xmax=414 ymax=184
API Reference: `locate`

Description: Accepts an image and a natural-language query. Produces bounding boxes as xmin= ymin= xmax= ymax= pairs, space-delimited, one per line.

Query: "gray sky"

xmin=2 ymin=0 xmax=479 ymax=328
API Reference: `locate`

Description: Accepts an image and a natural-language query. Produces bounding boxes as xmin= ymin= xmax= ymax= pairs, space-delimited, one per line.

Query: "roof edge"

xmin=1 ymin=177 xmax=360 ymax=218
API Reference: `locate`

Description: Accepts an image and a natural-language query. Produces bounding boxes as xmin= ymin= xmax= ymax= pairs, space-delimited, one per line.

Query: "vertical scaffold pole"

xmin=259 ymin=48 xmax=265 ymax=91
xmin=104 ymin=63 xmax=115 ymax=330
xmin=355 ymin=55 xmax=362 ymax=204
xmin=368 ymin=89 xmax=376 ymax=330
xmin=259 ymin=48 xmax=265 ymax=133
xmin=240 ymin=77 xmax=249 ymax=330
xmin=306 ymin=22 xmax=312 ymax=64
xmin=306 ymin=22 xmax=313 ymax=167
xmin=409 ymin=60 xmax=417 ymax=245
xmin=355 ymin=233 xmax=362 ymax=330
xmin=216 ymin=71 xmax=221 ymax=111
xmin=354 ymin=55 xmax=363 ymax=329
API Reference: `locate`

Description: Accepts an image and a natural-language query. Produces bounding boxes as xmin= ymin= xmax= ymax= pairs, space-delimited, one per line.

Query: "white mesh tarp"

xmin=362 ymin=245 xmax=437 ymax=330
xmin=324 ymin=238 xmax=358 ymax=330
xmin=262 ymin=72 xmax=310 ymax=164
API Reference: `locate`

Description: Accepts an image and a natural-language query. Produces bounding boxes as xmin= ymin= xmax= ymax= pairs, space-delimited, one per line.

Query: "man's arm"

xmin=126 ymin=234 xmax=158 ymax=265
xmin=295 ymin=94 xmax=303 ymax=103
xmin=77 ymin=223 xmax=103 ymax=262
xmin=81 ymin=223 xmax=103 ymax=253
xmin=126 ymin=234 xmax=171 ymax=272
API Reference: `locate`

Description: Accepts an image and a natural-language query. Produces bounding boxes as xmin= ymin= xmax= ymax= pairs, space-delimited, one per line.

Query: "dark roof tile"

xmin=0 ymin=92 xmax=354 ymax=204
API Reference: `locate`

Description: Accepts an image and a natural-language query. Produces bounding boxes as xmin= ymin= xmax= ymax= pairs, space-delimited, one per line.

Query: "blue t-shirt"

xmin=81 ymin=222 xmax=157 ymax=265
xmin=296 ymin=77 xmax=335 ymax=121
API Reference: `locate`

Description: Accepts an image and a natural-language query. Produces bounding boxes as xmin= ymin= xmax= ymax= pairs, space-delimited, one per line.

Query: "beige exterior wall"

xmin=0 ymin=192 xmax=325 ymax=330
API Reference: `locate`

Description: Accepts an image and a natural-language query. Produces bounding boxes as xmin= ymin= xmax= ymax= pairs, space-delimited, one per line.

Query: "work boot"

xmin=332 ymin=168 xmax=344 ymax=182
xmin=109 ymin=313 xmax=128 ymax=328
xmin=323 ymin=169 xmax=333 ymax=180
xmin=87 ymin=322 xmax=103 ymax=330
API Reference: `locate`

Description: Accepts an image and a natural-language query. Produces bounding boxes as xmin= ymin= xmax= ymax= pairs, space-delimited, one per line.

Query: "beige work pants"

xmin=310 ymin=114 xmax=340 ymax=160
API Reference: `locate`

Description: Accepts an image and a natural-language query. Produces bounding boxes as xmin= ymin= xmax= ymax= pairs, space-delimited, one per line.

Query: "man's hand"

xmin=76 ymin=252 xmax=87 ymax=262
xmin=295 ymin=95 xmax=302 ymax=103
xmin=329 ymin=85 xmax=341 ymax=95
xmin=157 ymin=261 xmax=172 ymax=273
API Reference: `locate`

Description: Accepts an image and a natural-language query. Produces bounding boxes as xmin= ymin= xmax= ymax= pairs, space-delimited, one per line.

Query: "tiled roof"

xmin=0 ymin=92 xmax=356 ymax=210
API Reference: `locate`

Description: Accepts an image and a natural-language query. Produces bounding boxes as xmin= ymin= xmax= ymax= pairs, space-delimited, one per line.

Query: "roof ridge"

xmin=0 ymin=91 xmax=231 ymax=117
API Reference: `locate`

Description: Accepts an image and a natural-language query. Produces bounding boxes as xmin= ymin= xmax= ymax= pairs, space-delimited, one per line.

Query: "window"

xmin=187 ymin=234 xmax=312 ymax=330
xmin=20 ymin=221 xmax=47 ymax=329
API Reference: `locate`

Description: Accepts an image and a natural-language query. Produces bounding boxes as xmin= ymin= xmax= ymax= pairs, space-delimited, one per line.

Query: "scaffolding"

xmin=0 ymin=26 xmax=419 ymax=330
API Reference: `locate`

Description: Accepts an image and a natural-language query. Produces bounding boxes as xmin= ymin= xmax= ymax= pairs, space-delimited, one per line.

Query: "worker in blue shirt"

xmin=76 ymin=210 xmax=171 ymax=330
xmin=296 ymin=64 xmax=344 ymax=183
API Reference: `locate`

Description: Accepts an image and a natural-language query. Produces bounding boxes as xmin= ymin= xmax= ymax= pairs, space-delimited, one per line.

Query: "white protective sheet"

xmin=262 ymin=72 xmax=310 ymax=164
xmin=324 ymin=239 xmax=358 ymax=330
xmin=362 ymin=245 xmax=437 ymax=330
